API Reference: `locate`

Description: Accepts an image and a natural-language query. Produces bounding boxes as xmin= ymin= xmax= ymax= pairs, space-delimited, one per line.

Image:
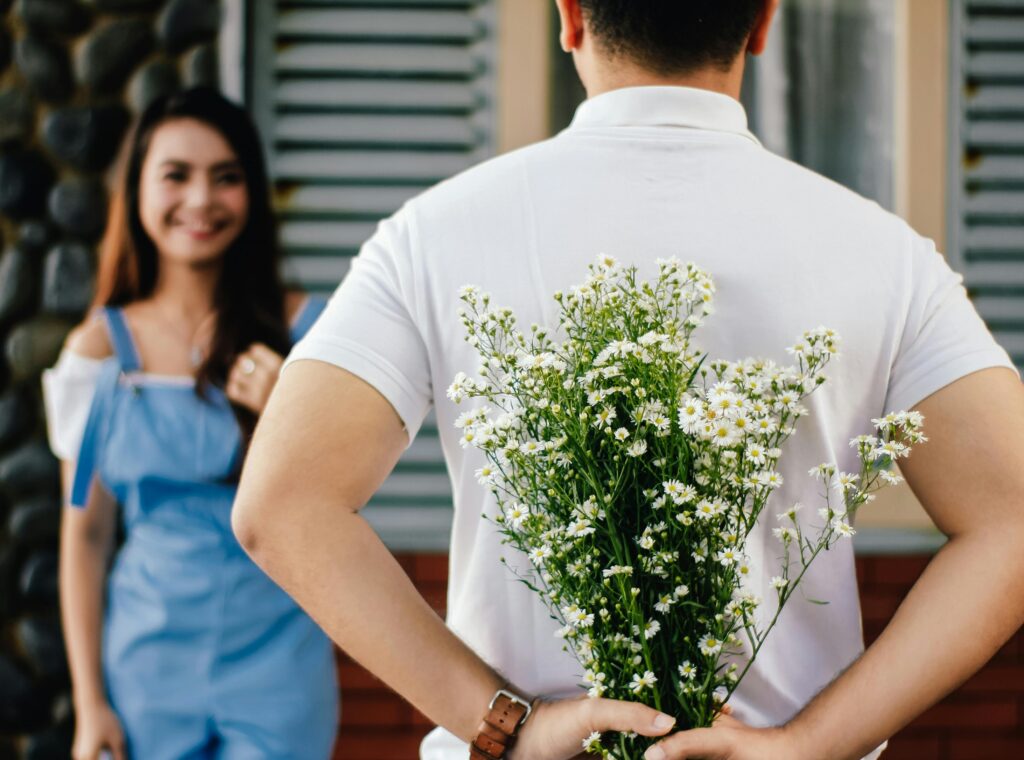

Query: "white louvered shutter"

xmin=949 ymin=0 xmax=1024 ymax=373
xmin=248 ymin=0 xmax=498 ymax=549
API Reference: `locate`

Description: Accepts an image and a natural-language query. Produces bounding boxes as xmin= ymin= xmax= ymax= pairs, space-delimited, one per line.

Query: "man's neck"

xmin=581 ymin=58 xmax=746 ymax=102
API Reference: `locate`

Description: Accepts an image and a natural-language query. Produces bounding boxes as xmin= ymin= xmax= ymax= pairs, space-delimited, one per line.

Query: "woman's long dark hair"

xmin=93 ymin=87 xmax=291 ymax=444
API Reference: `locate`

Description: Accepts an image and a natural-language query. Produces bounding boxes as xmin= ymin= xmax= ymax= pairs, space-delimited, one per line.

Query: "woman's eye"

xmin=216 ymin=172 xmax=243 ymax=185
xmin=164 ymin=171 xmax=187 ymax=182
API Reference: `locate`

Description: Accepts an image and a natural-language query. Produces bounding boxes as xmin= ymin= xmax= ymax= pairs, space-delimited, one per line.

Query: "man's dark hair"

xmin=579 ymin=0 xmax=765 ymax=75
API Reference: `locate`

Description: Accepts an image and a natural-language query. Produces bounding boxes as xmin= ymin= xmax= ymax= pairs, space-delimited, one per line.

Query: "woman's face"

xmin=137 ymin=117 xmax=249 ymax=267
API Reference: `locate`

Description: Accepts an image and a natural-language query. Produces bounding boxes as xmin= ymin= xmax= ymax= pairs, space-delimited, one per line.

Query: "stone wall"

xmin=0 ymin=1 xmax=222 ymax=756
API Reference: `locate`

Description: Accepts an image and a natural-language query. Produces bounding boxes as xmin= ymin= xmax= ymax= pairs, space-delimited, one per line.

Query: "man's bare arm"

xmin=232 ymin=359 xmax=504 ymax=739
xmin=645 ymin=366 xmax=1024 ymax=759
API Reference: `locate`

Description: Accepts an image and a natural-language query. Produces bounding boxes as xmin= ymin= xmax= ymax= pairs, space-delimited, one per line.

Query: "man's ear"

xmin=747 ymin=0 xmax=780 ymax=56
xmin=554 ymin=0 xmax=585 ymax=53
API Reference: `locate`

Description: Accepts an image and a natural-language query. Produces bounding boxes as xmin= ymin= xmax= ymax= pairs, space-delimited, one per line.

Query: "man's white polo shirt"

xmin=285 ymin=86 xmax=1016 ymax=759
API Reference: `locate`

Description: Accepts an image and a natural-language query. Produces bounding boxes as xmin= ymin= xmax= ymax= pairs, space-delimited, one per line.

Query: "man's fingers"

xmin=586 ymin=698 xmax=676 ymax=738
xmin=643 ymin=727 xmax=729 ymax=760
xmin=712 ymin=710 xmax=740 ymax=727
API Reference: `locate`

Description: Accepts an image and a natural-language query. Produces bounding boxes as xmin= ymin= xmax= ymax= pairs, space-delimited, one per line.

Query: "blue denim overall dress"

xmin=70 ymin=299 xmax=338 ymax=759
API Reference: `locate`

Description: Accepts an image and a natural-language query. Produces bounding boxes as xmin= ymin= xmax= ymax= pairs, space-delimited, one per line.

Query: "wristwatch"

xmin=469 ymin=688 xmax=534 ymax=760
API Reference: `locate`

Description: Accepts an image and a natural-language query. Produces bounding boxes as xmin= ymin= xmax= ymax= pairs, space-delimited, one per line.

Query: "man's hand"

xmin=512 ymin=702 xmax=792 ymax=760
xmin=510 ymin=697 xmax=676 ymax=760
xmin=641 ymin=713 xmax=790 ymax=760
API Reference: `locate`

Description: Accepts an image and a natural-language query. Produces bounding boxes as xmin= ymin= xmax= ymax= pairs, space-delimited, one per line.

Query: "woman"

xmin=43 ymin=88 xmax=338 ymax=760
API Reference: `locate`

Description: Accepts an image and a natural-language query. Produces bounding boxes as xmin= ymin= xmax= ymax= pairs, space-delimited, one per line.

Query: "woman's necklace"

xmin=152 ymin=303 xmax=218 ymax=369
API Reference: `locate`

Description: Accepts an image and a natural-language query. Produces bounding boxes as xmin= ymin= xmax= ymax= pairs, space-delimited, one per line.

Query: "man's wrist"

xmin=777 ymin=719 xmax=823 ymax=760
xmin=470 ymin=686 xmax=534 ymax=759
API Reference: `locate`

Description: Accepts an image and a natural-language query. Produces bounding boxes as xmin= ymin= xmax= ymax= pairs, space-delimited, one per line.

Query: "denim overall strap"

xmin=290 ymin=295 xmax=328 ymax=344
xmin=102 ymin=307 xmax=142 ymax=372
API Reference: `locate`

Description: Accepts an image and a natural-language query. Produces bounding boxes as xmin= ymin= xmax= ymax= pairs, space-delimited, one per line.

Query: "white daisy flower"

xmin=831 ymin=519 xmax=856 ymax=537
xmin=835 ymin=472 xmax=860 ymax=492
xmin=629 ymin=670 xmax=657 ymax=694
xmin=566 ymin=519 xmax=596 ymax=539
xmin=698 ymin=634 xmax=723 ymax=656
xmin=503 ymin=503 xmax=529 ymax=528
xmin=626 ymin=439 xmax=648 ymax=457
xmin=654 ymin=594 xmax=674 ymax=613
xmin=474 ymin=465 xmax=496 ymax=485
xmin=602 ymin=565 xmax=633 ymax=578
xmin=561 ymin=603 xmax=595 ymax=629
xmin=528 ymin=545 xmax=553 ymax=564
xmin=716 ymin=548 xmax=739 ymax=566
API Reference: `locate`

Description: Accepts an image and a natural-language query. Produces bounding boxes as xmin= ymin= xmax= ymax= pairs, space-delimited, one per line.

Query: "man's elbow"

xmin=231 ymin=484 xmax=272 ymax=556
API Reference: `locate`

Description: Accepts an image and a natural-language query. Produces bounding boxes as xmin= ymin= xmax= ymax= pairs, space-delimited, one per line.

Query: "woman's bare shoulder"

xmin=284 ymin=290 xmax=308 ymax=323
xmin=65 ymin=315 xmax=113 ymax=360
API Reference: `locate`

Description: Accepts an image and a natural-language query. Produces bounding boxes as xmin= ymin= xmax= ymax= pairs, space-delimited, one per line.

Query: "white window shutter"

xmin=949 ymin=0 xmax=1024 ymax=372
xmin=247 ymin=0 xmax=499 ymax=549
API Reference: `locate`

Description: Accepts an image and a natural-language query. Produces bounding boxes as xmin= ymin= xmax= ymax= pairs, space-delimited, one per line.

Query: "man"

xmin=232 ymin=1 xmax=1024 ymax=758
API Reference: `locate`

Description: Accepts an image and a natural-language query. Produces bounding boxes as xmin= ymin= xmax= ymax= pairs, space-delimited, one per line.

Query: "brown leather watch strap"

xmin=469 ymin=691 xmax=531 ymax=760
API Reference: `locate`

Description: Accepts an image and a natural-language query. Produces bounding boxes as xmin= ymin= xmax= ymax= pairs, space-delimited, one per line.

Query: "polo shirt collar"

xmin=568 ymin=85 xmax=761 ymax=146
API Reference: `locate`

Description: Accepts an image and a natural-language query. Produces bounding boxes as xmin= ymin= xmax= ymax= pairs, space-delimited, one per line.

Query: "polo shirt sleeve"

xmin=883 ymin=231 xmax=1019 ymax=414
xmin=283 ymin=211 xmax=433 ymax=443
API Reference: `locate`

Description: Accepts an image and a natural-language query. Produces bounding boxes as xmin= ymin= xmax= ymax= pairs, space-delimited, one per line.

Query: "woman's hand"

xmin=72 ymin=700 xmax=126 ymax=760
xmin=226 ymin=343 xmax=284 ymax=414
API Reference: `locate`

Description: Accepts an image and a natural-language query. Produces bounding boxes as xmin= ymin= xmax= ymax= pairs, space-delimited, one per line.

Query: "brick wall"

xmin=332 ymin=553 xmax=1024 ymax=760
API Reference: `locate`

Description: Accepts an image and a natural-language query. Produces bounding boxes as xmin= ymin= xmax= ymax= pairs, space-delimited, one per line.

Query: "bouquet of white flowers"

xmin=449 ymin=257 xmax=924 ymax=759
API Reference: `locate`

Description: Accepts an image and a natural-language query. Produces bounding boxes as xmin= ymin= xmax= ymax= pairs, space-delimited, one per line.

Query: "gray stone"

xmin=0 ymin=546 xmax=11 ymax=619
xmin=129 ymin=57 xmax=180 ymax=112
xmin=84 ymin=0 xmax=163 ymax=11
xmin=18 ymin=550 xmax=59 ymax=601
xmin=0 ymin=149 xmax=56 ymax=218
xmin=9 ymin=497 xmax=61 ymax=544
xmin=158 ymin=0 xmax=220 ymax=54
xmin=42 ymin=241 xmax=95 ymax=316
xmin=0 ymin=23 xmax=11 ymax=75
xmin=42 ymin=104 xmax=129 ymax=172
xmin=0 ymin=86 xmax=35 ymax=144
xmin=0 ymin=653 xmax=50 ymax=731
xmin=16 ymin=0 xmax=93 ymax=37
xmin=77 ymin=18 xmax=154 ymax=94
xmin=0 ymin=388 xmax=33 ymax=451
xmin=185 ymin=42 xmax=218 ymax=88
xmin=18 ymin=220 xmax=54 ymax=253
xmin=5 ymin=318 xmax=71 ymax=385
xmin=0 ymin=441 xmax=59 ymax=501
xmin=25 ymin=717 xmax=74 ymax=760
xmin=0 ymin=245 xmax=39 ymax=325
xmin=47 ymin=177 xmax=107 ymax=239
xmin=15 ymin=34 xmax=73 ymax=103
xmin=15 ymin=615 xmax=67 ymax=681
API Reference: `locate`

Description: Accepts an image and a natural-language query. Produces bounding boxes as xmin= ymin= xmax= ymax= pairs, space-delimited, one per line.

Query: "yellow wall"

xmin=498 ymin=0 xmax=552 ymax=153
xmin=860 ymin=0 xmax=948 ymax=532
